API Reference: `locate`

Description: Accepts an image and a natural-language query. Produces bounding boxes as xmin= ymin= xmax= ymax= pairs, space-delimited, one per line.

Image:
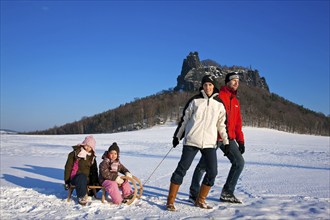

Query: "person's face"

xmin=227 ymin=78 xmax=239 ymax=91
xmin=83 ymin=145 xmax=92 ymax=153
xmin=203 ymin=82 xmax=214 ymax=97
xmin=108 ymin=150 xmax=118 ymax=161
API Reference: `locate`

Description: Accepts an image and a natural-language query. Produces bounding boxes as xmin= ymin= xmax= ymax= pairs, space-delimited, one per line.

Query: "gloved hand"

xmin=223 ymin=144 xmax=230 ymax=156
xmin=115 ymin=176 xmax=124 ymax=185
xmin=239 ymin=143 xmax=245 ymax=154
xmin=64 ymin=180 xmax=70 ymax=190
xmin=172 ymin=137 xmax=179 ymax=148
xmin=64 ymin=184 xmax=70 ymax=190
xmin=125 ymin=172 xmax=133 ymax=178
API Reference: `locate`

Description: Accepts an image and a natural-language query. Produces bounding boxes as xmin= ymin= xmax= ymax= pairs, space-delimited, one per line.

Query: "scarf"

xmin=77 ymin=147 xmax=91 ymax=160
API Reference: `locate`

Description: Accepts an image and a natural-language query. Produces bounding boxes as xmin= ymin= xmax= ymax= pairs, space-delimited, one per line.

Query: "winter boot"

xmin=122 ymin=193 xmax=135 ymax=203
xmin=78 ymin=195 xmax=88 ymax=206
xmin=166 ymin=182 xmax=180 ymax=211
xmin=220 ymin=191 xmax=242 ymax=204
xmin=188 ymin=192 xmax=197 ymax=204
xmin=195 ymin=184 xmax=212 ymax=209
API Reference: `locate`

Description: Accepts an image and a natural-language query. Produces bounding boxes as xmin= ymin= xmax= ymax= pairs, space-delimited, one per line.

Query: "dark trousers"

xmin=190 ymin=140 xmax=245 ymax=197
xmin=171 ymin=145 xmax=217 ymax=186
xmin=71 ymin=173 xmax=88 ymax=198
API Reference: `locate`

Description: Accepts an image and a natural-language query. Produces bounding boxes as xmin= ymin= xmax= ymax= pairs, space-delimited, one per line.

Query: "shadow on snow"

xmin=2 ymin=165 xmax=65 ymax=199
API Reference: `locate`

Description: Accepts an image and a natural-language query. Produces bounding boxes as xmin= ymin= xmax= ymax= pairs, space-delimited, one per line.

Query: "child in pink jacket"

xmin=99 ymin=142 xmax=134 ymax=204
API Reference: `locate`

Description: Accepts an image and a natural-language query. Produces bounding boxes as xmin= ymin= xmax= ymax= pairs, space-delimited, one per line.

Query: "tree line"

xmin=30 ymin=85 xmax=329 ymax=136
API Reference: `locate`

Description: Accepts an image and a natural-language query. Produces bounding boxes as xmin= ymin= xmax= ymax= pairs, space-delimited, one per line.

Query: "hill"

xmin=0 ymin=129 xmax=18 ymax=134
xmin=29 ymin=52 xmax=329 ymax=136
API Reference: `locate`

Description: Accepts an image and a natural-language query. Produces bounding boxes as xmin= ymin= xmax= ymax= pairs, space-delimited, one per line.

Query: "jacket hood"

xmin=72 ymin=145 xmax=81 ymax=151
xmin=71 ymin=145 xmax=83 ymax=156
xmin=102 ymin=151 xmax=108 ymax=159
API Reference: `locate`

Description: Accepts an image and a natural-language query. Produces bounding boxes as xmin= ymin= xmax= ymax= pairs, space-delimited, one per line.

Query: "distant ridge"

xmin=29 ymin=52 xmax=330 ymax=136
xmin=0 ymin=129 xmax=18 ymax=134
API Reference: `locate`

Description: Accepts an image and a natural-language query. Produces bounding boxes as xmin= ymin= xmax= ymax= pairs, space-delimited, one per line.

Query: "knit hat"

xmin=225 ymin=72 xmax=239 ymax=84
xmin=80 ymin=135 xmax=96 ymax=153
xmin=201 ymin=75 xmax=215 ymax=87
xmin=108 ymin=142 xmax=120 ymax=155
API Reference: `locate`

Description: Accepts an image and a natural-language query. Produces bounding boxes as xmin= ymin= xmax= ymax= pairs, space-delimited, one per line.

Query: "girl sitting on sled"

xmin=99 ymin=142 xmax=134 ymax=204
xmin=64 ymin=135 xmax=99 ymax=205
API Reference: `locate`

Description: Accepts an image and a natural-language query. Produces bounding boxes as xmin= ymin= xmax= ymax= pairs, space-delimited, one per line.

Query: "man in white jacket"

xmin=166 ymin=75 xmax=229 ymax=211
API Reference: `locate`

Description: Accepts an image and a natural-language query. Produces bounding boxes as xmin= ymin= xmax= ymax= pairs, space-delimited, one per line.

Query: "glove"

xmin=172 ymin=137 xmax=179 ymax=148
xmin=64 ymin=184 xmax=70 ymax=190
xmin=64 ymin=180 xmax=70 ymax=190
xmin=239 ymin=143 xmax=245 ymax=154
xmin=223 ymin=144 xmax=230 ymax=156
xmin=125 ymin=172 xmax=133 ymax=178
xmin=115 ymin=176 xmax=124 ymax=185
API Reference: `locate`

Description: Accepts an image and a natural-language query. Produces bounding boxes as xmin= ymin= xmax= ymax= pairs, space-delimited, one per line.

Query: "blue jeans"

xmin=189 ymin=140 xmax=245 ymax=197
xmin=171 ymin=145 xmax=217 ymax=186
xmin=71 ymin=173 xmax=88 ymax=198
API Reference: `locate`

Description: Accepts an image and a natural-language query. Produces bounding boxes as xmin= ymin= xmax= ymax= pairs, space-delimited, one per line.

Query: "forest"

xmin=31 ymin=86 xmax=329 ymax=136
xmin=29 ymin=52 xmax=329 ymax=136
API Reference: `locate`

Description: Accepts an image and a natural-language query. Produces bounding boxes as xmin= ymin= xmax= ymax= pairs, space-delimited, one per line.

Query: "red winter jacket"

xmin=218 ymin=86 xmax=244 ymax=144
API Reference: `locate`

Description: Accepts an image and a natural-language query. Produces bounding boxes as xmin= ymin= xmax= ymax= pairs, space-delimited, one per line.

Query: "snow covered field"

xmin=0 ymin=124 xmax=329 ymax=219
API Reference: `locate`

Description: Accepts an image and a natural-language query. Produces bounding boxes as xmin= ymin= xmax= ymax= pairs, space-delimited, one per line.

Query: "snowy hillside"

xmin=0 ymin=129 xmax=17 ymax=135
xmin=0 ymin=124 xmax=329 ymax=219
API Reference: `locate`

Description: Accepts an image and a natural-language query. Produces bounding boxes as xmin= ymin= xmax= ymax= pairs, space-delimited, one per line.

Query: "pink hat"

xmin=81 ymin=135 xmax=96 ymax=153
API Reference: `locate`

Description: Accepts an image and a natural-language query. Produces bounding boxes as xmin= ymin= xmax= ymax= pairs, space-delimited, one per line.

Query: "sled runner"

xmin=118 ymin=175 xmax=143 ymax=205
xmin=66 ymin=176 xmax=143 ymax=205
xmin=67 ymin=185 xmax=105 ymax=203
xmin=132 ymin=175 xmax=143 ymax=199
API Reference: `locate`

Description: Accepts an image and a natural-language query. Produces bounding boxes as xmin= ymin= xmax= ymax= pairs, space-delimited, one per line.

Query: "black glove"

xmin=223 ymin=144 xmax=230 ymax=156
xmin=239 ymin=143 xmax=245 ymax=154
xmin=172 ymin=137 xmax=179 ymax=148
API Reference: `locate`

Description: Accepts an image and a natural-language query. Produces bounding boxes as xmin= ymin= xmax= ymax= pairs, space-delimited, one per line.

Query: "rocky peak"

xmin=174 ymin=52 xmax=269 ymax=92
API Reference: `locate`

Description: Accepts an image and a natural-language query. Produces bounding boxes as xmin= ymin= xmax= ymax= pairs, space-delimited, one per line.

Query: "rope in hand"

xmin=142 ymin=147 xmax=174 ymax=186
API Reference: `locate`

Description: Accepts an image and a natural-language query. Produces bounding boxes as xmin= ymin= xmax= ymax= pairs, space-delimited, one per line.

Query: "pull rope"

xmin=142 ymin=147 xmax=174 ymax=186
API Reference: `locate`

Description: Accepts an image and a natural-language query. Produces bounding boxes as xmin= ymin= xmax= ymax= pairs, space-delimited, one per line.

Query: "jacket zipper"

xmin=202 ymin=97 xmax=211 ymax=149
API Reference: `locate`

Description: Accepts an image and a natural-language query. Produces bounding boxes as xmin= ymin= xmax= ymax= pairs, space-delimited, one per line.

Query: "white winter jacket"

xmin=174 ymin=90 xmax=229 ymax=149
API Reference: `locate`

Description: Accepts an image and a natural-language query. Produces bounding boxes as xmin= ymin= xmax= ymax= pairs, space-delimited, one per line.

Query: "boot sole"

xmin=195 ymin=203 xmax=213 ymax=209
xmin=166 ymin=205 xmax=176 ymax=211
xmin=220 ymin=198 xmax=242 ymax=204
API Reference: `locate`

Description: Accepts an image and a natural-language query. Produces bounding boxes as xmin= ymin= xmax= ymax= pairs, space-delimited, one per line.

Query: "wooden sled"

xmin=119 ymin=175 xmax=143 ymax=205
xmin=66 ymin=176 xmax=143 ymax=205
xmin=67 ymin=185 xmax=106 ymax=202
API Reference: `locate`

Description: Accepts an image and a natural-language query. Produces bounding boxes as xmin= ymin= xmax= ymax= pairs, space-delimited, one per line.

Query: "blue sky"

xmin=1 ymin=0 xmax=329 ymax=132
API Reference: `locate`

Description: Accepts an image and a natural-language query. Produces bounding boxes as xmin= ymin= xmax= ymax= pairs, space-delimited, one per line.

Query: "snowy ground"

xmin=0 ymin=124 xmax=329 ymax=219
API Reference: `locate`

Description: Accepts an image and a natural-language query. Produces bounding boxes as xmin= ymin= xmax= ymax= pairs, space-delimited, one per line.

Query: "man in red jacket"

xmin=188 ymin=72 xmax=245 ymax=204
